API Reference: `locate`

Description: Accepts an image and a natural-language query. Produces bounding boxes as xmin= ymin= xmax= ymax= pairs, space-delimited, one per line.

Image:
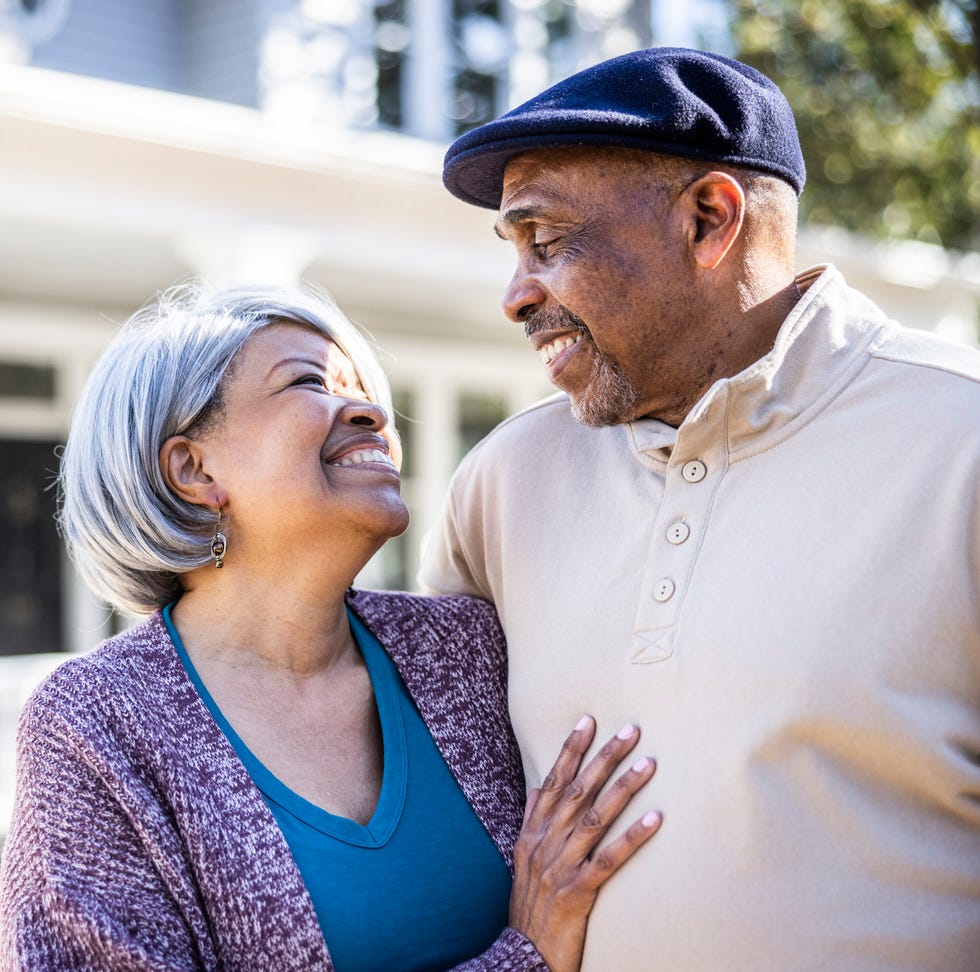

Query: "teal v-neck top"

xmin=164 ymin=604 xmax=512 ymax=972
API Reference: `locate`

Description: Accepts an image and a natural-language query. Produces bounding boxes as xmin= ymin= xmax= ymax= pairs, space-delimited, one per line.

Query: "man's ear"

xmin=160 ymin=435 xmax=218 ymax=506
xmin=683 ymin=171 xmax=745 ymax=270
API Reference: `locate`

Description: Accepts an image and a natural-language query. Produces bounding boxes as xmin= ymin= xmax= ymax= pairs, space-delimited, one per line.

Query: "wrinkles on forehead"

xmin=496 ymin=147 xmax=691 ymax=235
xmin=495 ymin=159 xmax=637 ymax=244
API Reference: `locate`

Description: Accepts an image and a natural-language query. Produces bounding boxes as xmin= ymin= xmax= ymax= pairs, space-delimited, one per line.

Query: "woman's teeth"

xmin=331 ymin=449 xmax=394 ymax=468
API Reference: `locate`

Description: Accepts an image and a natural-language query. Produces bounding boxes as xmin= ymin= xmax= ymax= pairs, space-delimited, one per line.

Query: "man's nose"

xmin=501 ymin=269 xmax=547 ymax=324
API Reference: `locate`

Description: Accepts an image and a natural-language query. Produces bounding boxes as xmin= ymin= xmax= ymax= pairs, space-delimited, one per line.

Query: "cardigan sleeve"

xmin=0 ymin=695 xmax=205 ymax=972
xmin=450 ymin=926 xmax=550 ymax=971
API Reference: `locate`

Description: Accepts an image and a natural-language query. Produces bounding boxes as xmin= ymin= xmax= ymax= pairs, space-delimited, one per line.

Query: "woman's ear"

xmin=683 ymin=171 xmax=745 ymax=270
xmin=160 ymin=435 xmax=217 ymax=506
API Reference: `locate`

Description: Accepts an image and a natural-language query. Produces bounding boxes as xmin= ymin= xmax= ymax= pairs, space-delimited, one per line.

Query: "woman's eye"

xmin=295 ymin=374 xmax=326 ymax=387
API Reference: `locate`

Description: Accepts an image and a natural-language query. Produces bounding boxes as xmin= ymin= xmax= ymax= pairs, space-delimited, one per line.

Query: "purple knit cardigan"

xmin=0 ymin=590 xmax=546 ymax=971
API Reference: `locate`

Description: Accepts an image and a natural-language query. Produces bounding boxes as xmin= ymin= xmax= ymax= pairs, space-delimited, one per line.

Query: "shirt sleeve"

xmin=417 ymin=470 xmax=492 ymax=600
xmin=450 ymin=926 xmax=550 ymax=971
xmin=0 ymin=698 xmax=203 ymax=972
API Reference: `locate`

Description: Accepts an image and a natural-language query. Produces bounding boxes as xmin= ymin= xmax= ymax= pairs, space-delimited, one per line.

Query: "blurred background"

xmin=0 ymin=0 xmax=978 ymax=837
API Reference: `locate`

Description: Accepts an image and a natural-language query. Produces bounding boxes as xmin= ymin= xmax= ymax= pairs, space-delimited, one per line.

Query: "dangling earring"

xmin=210 ymin=508 xmax=227 ymax=569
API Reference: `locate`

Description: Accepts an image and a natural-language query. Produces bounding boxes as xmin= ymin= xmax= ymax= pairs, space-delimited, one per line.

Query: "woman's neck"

xmin=171 ymin=568 xmax=358 ymax=677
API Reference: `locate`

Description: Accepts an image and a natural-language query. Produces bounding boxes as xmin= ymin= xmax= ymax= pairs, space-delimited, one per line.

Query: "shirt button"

xmin=653 ymin=578 xmax=676 ymax=602
xmin=682 ymin=460 xmax=707 ymax=483
xmin=666 ymin=521 xmax=690 ymax=545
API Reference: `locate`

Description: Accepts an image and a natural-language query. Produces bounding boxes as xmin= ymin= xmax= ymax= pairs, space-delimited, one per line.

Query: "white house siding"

xmin=185 ymin=0 xmax=260 ymax=107
xmin=30 ymin=0 xmax=184 ymax=92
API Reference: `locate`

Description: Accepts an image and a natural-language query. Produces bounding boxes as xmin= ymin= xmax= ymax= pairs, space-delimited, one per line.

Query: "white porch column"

xmin=413 ymin=370 xmax=458 ymax=563
xmin=405 ymin=0 xmax=450 ymax=141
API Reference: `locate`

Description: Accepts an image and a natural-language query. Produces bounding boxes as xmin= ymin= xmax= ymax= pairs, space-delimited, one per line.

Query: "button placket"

xmin=650 ymin=459 xmax=706 ymax=606
xmin=632 ymin=383 xmax=731 ymax=662
xmin=631 ymin=446 xmax=723 ymax=664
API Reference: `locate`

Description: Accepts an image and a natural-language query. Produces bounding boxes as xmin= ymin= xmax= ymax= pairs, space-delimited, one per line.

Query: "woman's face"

xmin=197 ymin=322 xmax=409 ymax=562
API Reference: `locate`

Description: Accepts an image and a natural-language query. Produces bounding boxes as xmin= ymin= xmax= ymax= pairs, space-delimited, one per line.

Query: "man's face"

xmin=494 ymin=148 xmax=703 ymax=427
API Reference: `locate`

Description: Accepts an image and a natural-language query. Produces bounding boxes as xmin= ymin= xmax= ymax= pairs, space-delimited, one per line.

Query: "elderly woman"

xmin=0 ymin=285 xmax=660 ymax=972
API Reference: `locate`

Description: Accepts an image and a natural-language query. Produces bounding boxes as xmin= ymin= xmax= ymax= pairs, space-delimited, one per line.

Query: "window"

xmin=374 ymin=0 xmax=408 ymax=129
xmin=457 ymin=390 xmax=507 ymax=460
xmin=448 ymin=0 xmax=649 ymax=137
xmin=0 ymin=440 xmax=63 ymax=655
xmin=0 ymin=362 xmax=57 ymax=401
xmin=242 ymin=1 xmax=651 ymax=137
xmin=391 ymin=386 xmax=416 ymax=479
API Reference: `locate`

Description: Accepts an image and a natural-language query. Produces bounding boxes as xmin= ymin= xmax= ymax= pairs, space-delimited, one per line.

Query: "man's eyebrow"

xmin=493 ymin=205 xmax=549 ymax=239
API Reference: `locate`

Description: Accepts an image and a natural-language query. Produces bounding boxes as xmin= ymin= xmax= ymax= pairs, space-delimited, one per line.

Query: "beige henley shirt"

xmin=420 ymin=265 xmax=980 ymax=971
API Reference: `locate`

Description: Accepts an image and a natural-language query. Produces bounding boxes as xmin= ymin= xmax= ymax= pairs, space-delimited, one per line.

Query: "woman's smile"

xmin=322 ymin=432 xmax=399 ymax=473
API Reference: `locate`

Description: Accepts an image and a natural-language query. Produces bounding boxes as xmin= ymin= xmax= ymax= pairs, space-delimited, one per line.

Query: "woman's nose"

xmin=343 ymin=400 xmax=388 ymax=429
xmin=342 ymin=400 xmax=402 ymax=467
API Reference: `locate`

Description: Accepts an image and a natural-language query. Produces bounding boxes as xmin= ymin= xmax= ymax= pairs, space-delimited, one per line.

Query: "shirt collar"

xmin=627 ymin=264 xmax=891 ymax=463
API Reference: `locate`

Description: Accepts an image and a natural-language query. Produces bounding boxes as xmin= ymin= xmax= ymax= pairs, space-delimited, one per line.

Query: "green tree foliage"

xmin=730 ymin=0 xmax=980 ymax=250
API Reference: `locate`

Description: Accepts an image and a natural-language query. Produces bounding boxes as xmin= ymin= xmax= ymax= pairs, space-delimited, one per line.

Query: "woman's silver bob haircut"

xmin=58 ymin=282 xmax=396 ymax=616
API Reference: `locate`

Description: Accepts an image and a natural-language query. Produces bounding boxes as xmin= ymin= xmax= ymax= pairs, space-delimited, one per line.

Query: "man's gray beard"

xmin=571 ymin=353 xmax=639 ymax=427
xmin=523 ymin=307 xmax=638 ymax=427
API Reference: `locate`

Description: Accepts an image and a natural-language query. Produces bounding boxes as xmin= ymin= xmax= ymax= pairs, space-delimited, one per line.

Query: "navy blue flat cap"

xmin=443 ymin=46 xmax=805 ymax=208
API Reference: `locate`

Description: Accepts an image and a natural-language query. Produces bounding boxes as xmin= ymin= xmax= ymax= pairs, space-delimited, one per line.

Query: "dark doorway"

xmin=0 ymin=439 xmax=62 ymax=655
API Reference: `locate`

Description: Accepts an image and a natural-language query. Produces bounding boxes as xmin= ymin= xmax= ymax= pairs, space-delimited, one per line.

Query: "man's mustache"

xmin=523 ymin=306 xmax=591 ymax=340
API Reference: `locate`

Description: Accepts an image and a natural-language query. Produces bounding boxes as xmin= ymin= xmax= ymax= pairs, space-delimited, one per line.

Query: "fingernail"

xmin=617 ymin=723 xmax=637 ymax=740
xmin=631 ymin=757 xmax=652 ymax=773
xmin=642 ymin=810 xmax=662 ymax=828
xmin=574 ymin=714 xmax=591 ymax=732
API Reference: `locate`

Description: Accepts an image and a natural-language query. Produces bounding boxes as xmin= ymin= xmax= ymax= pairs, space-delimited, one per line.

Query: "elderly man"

xmin=420 ymin=47 xmax=980 ymax=970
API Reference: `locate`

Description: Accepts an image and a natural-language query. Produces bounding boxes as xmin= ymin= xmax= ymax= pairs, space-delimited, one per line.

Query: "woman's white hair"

xmin=58 ymin=282 xmax=396 ymax=615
